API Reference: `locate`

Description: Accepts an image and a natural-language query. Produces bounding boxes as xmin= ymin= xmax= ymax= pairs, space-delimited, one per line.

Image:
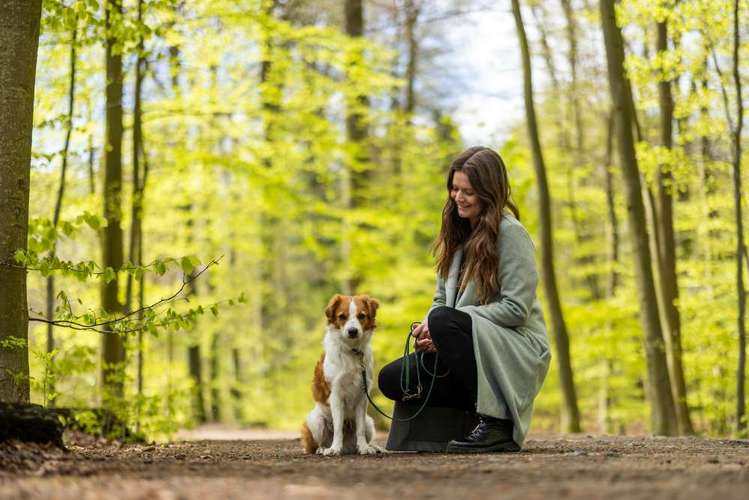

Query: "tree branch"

xmin=28 ymin=256 xmax=222 ymax=331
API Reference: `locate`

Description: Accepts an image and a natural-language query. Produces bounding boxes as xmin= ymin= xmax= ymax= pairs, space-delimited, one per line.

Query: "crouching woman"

xmin=378 ymin=146 xmax=552 ymax=453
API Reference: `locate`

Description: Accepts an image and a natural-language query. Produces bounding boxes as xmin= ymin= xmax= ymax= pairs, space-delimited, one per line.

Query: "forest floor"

xmin=1 ymin=426 xmax=748 ymax=499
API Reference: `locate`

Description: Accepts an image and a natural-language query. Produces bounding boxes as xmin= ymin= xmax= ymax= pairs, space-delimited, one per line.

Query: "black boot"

xmin=445 ymin=414 xmax=520 ymax=453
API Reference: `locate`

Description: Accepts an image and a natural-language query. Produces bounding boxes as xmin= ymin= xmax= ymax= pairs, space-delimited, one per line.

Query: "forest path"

xmin=2 ymin=431 xmax=748 ymax=499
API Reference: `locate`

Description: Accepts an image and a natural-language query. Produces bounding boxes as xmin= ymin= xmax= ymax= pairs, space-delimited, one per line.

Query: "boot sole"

xmin=444 ymin=440 xmax=521 ymax=454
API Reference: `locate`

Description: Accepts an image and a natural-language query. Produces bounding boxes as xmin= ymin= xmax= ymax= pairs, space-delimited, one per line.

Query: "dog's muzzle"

xmin=347 ymin=327 xmax=359 ymax=339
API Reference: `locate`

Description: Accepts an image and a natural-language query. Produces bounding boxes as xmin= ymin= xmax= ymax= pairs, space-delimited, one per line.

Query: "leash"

xmin=359 ymin=321 xmax=449 ymax=422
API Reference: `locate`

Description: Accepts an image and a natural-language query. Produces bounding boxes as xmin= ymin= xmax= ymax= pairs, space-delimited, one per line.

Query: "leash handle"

xmin=362 ymin=322 xmax=441 ymax=422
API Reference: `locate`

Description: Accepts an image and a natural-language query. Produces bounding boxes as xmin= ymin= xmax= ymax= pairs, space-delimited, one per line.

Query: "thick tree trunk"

xmin=730 ymin=0 xmax=746 ymax=435
xmin=599 ymin=0 xmax=677 ymax=435
xmin=0 ymin=0 xmax=42 ymax=403
xmin=101 ymin=0 xmax=126 ymax=399
xmin=0 ymin=403 xmax=64 ymax=447
xmin=512 ymin=0 xmax=581 ymax=433
xmin=655 ymin=20 xmax=693 ymax=435
xmin=45 ymin=18 xmax=78 ymax=408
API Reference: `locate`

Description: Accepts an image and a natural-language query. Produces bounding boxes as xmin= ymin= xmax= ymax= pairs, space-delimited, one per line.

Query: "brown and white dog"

xmin=301 ymin=294 xmax=381 ymax=456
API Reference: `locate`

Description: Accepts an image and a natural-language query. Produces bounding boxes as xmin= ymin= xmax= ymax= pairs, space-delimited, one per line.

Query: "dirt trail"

xmin=1 ymin=430 xmax=748 ymax=499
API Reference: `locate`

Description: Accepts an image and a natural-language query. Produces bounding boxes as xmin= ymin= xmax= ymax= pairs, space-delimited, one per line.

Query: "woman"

xmin=378 ymin=146 xmax=551 ymax=453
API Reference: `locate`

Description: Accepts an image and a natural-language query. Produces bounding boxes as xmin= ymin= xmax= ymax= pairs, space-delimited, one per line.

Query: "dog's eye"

xmin=337 ymin=313 xmax=347 ymax=320
xmin=357 ymin=313 xmax=366 ymax=320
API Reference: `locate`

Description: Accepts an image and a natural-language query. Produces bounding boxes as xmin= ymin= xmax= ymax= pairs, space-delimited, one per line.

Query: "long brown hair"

xmin=433 ymin=146 xmax=519 ymax=304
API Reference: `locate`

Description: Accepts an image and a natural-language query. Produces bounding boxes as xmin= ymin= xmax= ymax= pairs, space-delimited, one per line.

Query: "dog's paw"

xmin=321 ymin=446 xmax=342 ymax=457
xmin=357 ymin=443 xmax=379 ymax=455
xmin=370 ymin=443 xmax=386 ymax=454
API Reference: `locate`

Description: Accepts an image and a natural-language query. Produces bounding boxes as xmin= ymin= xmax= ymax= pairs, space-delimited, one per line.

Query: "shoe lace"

xmin=466 ymin=420 xmax=487 ymax=441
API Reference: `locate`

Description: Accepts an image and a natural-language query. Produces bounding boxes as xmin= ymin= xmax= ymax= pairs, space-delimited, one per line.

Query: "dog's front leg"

xmin=355 ymin=398 xmax=378 ymax=455
xmin=322 ymin=389 xmax=344 ymax=456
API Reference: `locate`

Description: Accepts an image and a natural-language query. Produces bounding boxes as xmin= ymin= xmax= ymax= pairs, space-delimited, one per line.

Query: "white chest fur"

xmin=322 ymin=332 xmax=373 ymax=418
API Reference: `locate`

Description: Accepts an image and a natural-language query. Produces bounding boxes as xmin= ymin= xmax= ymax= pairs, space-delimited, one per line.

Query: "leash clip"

xmin=402 ymin=383 xmax=423 ymax=401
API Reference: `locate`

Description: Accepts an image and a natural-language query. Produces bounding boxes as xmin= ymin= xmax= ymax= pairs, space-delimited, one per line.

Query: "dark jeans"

xmin=378 ymin=306 xmax=477 ymax=411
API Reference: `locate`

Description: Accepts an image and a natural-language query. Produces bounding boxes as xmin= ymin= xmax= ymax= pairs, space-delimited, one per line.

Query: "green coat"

xmin=426 ymin=214 xmax=551 ymax=447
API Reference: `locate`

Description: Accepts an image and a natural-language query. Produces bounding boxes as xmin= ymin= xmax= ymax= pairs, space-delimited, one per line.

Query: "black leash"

xmin=360 ymin=322 xmax=449 ymax=422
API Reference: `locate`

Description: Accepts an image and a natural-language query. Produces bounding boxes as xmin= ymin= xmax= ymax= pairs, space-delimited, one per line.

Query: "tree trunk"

xmin=88 ymin=130 xmax=96 ymax=195
xmin=599 ymin=0 xmax=677 ymax=435
xmin=655 ymin=19 xmax=693 ymax=435
xmin=560 ymin=0 xmax=601 ymax=301
xmin=532 ymin=2 xmax=599 ymax=302
xmin=599 ymin=108 xmax=619 ymax=432
xmin=45 ymin=18 xmax=78 ymax=408
xmin=101 ymin=0 xmax=126 ymax=400
xmin=603 ymin=110 xmax=620 ymax=297
xmin=231 ymin=348 xmax=243 ymax=423
xmin=511 ymin=0 xmax=581 ymax=433
xmin=343 ymin=0 xmax=370 ymax=293
xmin=403 ymin=0 xmax=419 ymax=117
xmin=128 ymin=0 xmax=147 ymax=432
xmin=209 ymin=332 xmax=221 ymax=422
xmin=188 ymin=345 xmax=206 ymax=424
xmin=0 ymin=0 xmax=42 ymax=403
xmin=730 ymin=0 xmax=746 ymax=435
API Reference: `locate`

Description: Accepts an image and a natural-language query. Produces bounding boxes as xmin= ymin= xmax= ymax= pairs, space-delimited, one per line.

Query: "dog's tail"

xmin=301 ymin=421 xmax=318 ymax=454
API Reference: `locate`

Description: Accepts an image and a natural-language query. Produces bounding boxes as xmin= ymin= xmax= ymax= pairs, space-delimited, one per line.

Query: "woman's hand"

xmin=412 ymin=322 xmax=436 ymax=352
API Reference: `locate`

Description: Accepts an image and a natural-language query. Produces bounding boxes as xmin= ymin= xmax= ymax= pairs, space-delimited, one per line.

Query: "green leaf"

xmin=155 ymin=260 xmax=167 ymax=275
xmin=180 ymin=256 xmax=195 ymax=274
xmin=103 ymin=267 xmax=116 ymax=284
xmin=14 ymin=249 xmax=27 ymax=265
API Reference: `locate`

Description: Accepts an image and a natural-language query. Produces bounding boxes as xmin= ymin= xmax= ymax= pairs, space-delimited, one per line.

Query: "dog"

xmin=301 ymin=294 xmax=381 ymax=456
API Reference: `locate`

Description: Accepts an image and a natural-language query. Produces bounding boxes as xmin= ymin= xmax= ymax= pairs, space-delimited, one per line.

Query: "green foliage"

xmin=23 ymin=0 xmax=748 ymax=441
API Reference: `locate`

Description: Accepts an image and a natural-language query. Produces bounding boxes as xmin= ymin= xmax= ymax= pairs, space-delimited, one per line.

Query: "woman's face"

xmin=451 ymin=171 xmax=481 ymax=224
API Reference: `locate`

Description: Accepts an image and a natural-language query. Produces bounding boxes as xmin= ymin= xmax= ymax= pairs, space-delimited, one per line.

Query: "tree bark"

xmin=0 ymin=0 xmax=42 ymax=403
xmin=730 ymin=0 xmax=746 ymax=435
xmin=101 ymin=0 xmax=126 ymax=399
xmin=599 ymin=0 xmax=677 ymax=435
xmin=511 ymin=0 xmax=581 ymax=433
xmin=655 ymin=19 xmax=693 ymax=435
xmin=45 ymin=18 xmax=78 ymax=408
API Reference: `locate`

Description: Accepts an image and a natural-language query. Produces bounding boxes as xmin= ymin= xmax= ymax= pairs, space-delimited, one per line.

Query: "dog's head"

xmin=325 ymin=294 xmax=380 ymax=344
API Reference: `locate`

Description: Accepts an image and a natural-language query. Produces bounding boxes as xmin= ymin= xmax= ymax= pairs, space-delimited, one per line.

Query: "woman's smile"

xmin=451 ymin=171 xmax=481 ymax=224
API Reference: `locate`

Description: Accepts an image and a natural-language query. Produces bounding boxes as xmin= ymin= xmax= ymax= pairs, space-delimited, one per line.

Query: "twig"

xmin=28 ymin=256 xmax=222 ymax=330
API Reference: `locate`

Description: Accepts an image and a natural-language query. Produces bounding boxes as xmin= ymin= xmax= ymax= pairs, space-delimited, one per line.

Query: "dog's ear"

xmin=325 ymin=294 xmax=344 ymax=323
xmin=364 ymin=296 xmax=380 ymax=318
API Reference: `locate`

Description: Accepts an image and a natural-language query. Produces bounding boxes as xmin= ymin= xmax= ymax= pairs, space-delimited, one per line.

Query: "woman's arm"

xmin=457 ymin=220 xmax=538 ymax=328
xmin=428 ymin=274 xmax=447 ymax=313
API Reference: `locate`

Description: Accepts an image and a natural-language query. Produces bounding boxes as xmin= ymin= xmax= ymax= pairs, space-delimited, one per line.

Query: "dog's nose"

xmin=347 ymin=328 xmax=359 ymax=338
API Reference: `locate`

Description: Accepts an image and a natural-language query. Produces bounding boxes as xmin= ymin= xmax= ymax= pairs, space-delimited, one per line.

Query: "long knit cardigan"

xmin=426 ymin=214 xmax=551 ymax=447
